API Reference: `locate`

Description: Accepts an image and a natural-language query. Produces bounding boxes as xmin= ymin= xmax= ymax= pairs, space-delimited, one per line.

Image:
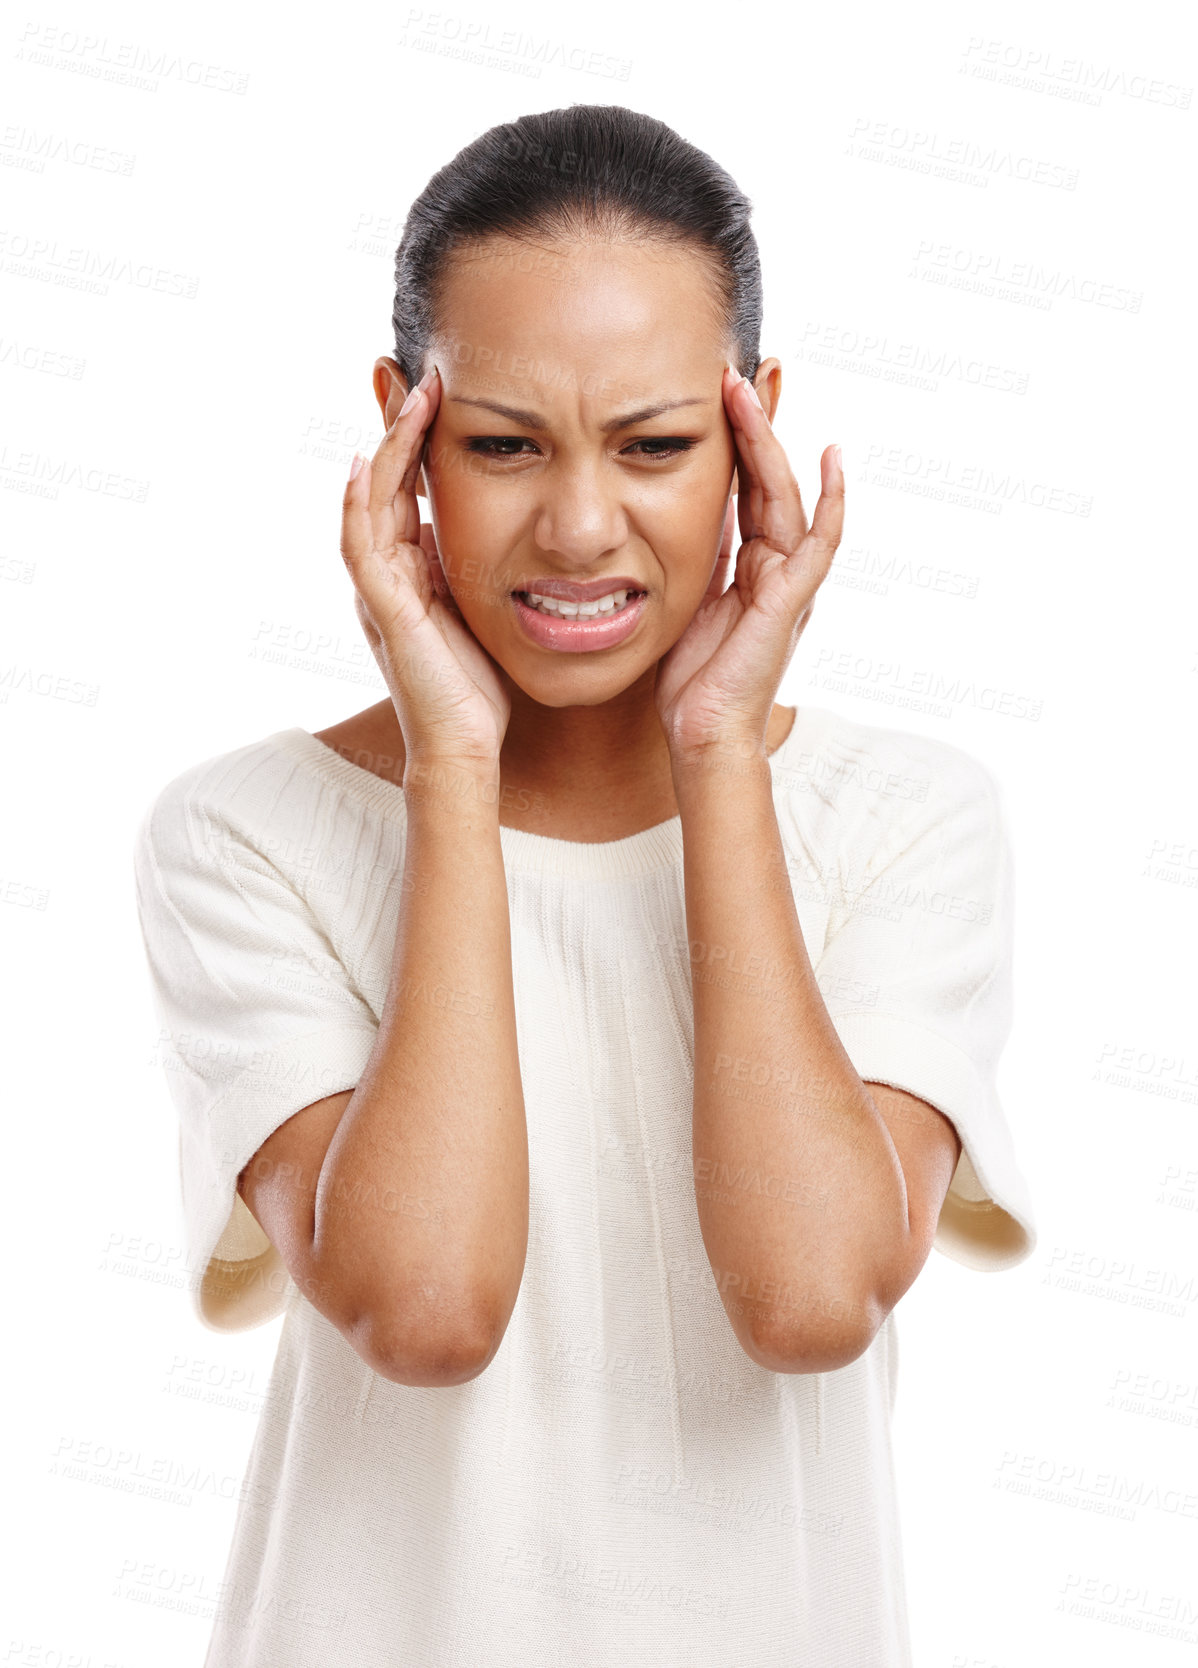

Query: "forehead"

xmin=431 ymin=234 xmax=729 ymax=405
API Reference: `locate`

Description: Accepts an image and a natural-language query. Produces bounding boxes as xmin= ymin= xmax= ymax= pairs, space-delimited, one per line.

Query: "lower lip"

xmin=511 ymin=591 xmax=648 ymax=653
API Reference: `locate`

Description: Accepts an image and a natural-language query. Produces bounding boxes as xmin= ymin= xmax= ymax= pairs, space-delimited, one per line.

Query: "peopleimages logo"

xmin=0 ymin=229 xmax=200 ymax=299
xmin=959 ymin=36 xmax=1192 ymax=109
xmin=796 ymin=320 xmax=1030 ymax=396
xmin=14 ymin=22 xmax=251 ymax=94
xmin=864 ymin=442 xmax=1093 ymax=516
xmin=847 ymin=115 xmax=1079 ymax=190
xmin=910 ymin=240 xmax=1143 ymax=313
xmin=398 ymin=10 xmax=631 ymax=81
xmin=808 ymin=648 xmax=1044 ymax=724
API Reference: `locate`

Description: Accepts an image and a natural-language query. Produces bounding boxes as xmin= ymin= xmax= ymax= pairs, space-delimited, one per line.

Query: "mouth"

xmin=511 ymin=585 xmax=646 ymax=620
xmin=509 ymin=586 xmax=649 ymax=653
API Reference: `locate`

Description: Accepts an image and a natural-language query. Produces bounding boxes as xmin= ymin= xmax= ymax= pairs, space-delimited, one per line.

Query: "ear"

xmin=372 ymin=355 xmax=429 ymax=498
xmin=753 ymin=356 xmax=783 ymax=425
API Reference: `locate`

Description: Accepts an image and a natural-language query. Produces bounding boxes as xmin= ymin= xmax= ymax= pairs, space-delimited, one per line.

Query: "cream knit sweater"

xmin=133 ymin=703 xmax=1036 ymax=1666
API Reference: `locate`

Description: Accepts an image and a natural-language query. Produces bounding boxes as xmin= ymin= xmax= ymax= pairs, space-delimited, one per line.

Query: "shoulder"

xmin=776 ymin=704 xmax=1004 ymax=866
xmin=133 ymin=728 xmax=324 ymax=881
xmin=786 ymin=702 xmax=999 ymax=801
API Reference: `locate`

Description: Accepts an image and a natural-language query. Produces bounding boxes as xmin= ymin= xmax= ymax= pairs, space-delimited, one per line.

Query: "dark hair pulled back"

xmin=392 ymin=104 xmax=762 ymax=390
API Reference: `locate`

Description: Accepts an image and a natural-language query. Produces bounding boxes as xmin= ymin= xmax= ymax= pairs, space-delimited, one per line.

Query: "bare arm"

xmin=317 ymin=765 xmax=526 ymax=1382
xmin=239 ymin=365 xmax=527 ymax=1388
xmin=239 ymin=762 xmax=526 ymax=1388
xmin=655 ymin=367 xmax=960 ymax=1374
xmin=676 ymin=754 xmax=928 ymax=1375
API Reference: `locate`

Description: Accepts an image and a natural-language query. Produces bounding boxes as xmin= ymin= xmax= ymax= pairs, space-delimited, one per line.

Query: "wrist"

xmin=402 ymin=754 xmax=503 ymax=814
xmin=668 ymin=732 xmax=772 ymax=780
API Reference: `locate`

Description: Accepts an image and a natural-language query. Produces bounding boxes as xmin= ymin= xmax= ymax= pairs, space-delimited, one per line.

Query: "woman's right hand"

xmin=341 ymin=366 xmax=511 ymax=773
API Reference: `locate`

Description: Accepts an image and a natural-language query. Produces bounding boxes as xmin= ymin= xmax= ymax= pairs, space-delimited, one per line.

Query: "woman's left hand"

xmin=654 ymin=363 xmax=844 ymax=763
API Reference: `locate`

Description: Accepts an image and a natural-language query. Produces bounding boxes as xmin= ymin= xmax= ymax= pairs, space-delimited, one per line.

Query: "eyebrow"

xmin=447 ymin=395 xmax=709 ymax=433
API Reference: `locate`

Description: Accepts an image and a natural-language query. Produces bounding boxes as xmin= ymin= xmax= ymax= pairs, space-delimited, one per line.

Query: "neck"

xmin=499 ymin=666 xmax=672 ymax=805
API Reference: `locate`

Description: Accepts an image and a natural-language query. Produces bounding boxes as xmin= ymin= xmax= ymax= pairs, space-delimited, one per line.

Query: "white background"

xmin=3 ymin=0 xmax=1196 ymax=1662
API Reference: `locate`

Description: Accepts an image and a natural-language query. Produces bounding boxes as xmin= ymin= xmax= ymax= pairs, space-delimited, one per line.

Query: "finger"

xmin=804 ymin=444 xmax=845 ymax=565
xmin=394 ymin=369 xmax=443 ymax=548
xmin=786 ymin=445 xmax=845 ymax=598
xmin=368 ymin=366 xmax=443 ymax=546
xmin=723 ymin=369 xmax=807 ymax=554
xmin=342 ymin=453 xmax=421 ymax=616
xmin=341 ymin=448 xmax=429 ymax=624
xmin=341 ymin=452 xmax=376 ymax=571
xmin=728 ymin=371 xmax=806 ymax=549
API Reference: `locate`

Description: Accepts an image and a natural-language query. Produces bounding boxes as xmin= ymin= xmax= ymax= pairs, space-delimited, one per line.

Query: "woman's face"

xmin=387 ymin=233 xmax=767 ymax=709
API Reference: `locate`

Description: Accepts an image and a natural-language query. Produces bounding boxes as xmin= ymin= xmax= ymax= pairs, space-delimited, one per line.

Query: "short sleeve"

xmin=813 ymin=750 xmax=1036 ymax=1272
xmin=132 ymin=772 xmax=380 ymax=1333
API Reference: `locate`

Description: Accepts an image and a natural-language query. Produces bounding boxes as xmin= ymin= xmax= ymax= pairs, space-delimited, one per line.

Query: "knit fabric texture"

xmin=132 ymin=705 xmax=1036 ymax=1666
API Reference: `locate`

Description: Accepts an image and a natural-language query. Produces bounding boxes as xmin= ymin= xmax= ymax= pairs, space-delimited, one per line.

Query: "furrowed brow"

xmin=448 ymin=396 xmax=709 ymax=433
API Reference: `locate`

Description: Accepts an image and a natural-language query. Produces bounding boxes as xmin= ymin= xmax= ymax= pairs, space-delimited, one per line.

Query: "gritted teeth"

xmin=514 ymin=587 xmax=645 ymax=619
xmin=512 ymin=588 xmax=646 ymax=598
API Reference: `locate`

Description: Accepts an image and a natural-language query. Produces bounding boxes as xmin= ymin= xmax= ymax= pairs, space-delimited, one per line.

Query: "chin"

xmin=497 ymin=645 xmax=656 ymax=706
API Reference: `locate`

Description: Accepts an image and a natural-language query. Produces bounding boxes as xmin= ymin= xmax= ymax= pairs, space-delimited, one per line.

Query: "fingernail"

xmin=348 ymin=452 xmax=365 ymax=481
xmin=833 ymin=443 xmax=843 ymax=471
xmin=743 ymin=379 xmax=762 ymax=409
xmin=399 ymin=383 xmax=423 ymax=418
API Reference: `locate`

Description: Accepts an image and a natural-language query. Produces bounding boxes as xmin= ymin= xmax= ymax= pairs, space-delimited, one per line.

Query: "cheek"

xmin=425 ymin=457 xmax=512 ymax=608
xmin=426 ymin=445 xmax=486 ymax=529
xmin=656 ymin=465 xmax=733 ymax=561
xmin=642 ymin=450 xmax=731 ymax=524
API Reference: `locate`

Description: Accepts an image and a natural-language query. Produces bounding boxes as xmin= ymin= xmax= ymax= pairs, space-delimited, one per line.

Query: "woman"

xmin=134 ymin=104 xmax=1036 ymax=1666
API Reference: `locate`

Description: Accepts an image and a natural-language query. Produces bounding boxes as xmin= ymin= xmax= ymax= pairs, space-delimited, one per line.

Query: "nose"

xmin=531 ymin=455 xmax=627 ymax=567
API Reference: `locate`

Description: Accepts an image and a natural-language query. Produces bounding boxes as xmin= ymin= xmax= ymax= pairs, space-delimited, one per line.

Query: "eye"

xmin=623 ymin=438 xmax=696 ymax=460
xmin=460 ymin=435 xmax=698 ymax=463
xmin=464 ymin=436 xmax=539 ymax=458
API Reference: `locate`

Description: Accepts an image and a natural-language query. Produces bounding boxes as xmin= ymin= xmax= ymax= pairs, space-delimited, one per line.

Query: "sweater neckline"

xmin=265 ymin=711 xmax=808 ymax=881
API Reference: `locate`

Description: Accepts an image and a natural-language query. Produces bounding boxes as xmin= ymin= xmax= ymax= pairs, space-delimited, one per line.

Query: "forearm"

xmin=673 ymin=749 xmax=911 ymax=1371
xmin=313 ymin=759 xmax=528 ymax=1371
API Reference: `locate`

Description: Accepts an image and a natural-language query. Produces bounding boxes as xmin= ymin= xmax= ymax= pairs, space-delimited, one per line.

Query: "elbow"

xmin=734 ymin=1240 xmax=929 ymax=1375
xmin=306 ymin=1231 xmax=520 ymax=1388
xmin=742 ymin=1290 xmax=889 ymax=1376
xmin=368 ymin=1327 xmax=500 ymax=1388
xmin=349 ymin=1286 xmax=509 ymax=1388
